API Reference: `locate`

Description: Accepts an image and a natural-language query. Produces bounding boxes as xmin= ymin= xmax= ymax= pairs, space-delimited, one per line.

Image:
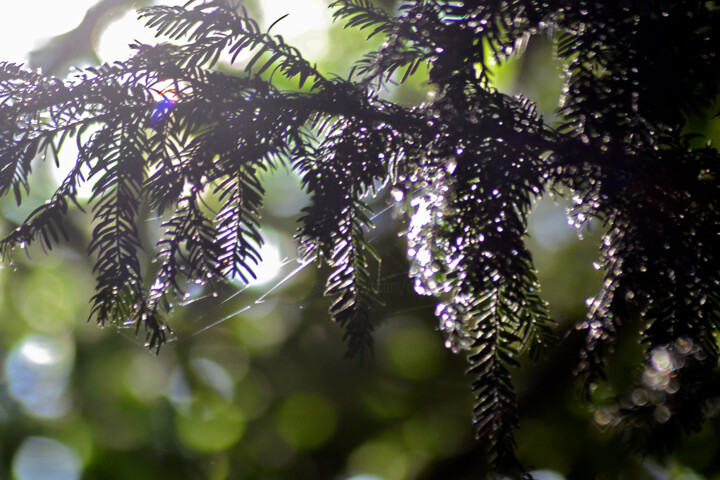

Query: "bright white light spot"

xmin=6 ymin=336 xmax=73 ymax=419
xmin=415 ymin=246 xmax=431 ymax=266
xmin=248 ymin=240 xmax=284 ymax=287
xmin=409 ymin=200 xmax=433 ymax=229
xmin=20 ymin=339 xmax=60 ymax=365
xmin=95 ymin=7 xmax=157 ymax=62
xmin=0 ymin=0 xmax=97 ymax=64
xmin=13 ymin=437 xmax=82 ymax=480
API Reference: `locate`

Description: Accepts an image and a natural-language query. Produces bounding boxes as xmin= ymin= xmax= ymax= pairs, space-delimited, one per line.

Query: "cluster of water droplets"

xmin=624 ymin=338 xmax=707 ymax=426
xmin=564 ymin=192 xmax=597 ymax=240
xmin=435 ymin=297 xmax=474 ymax=353
xmin=400 ymin=162 xmax=449 ymax=294
xmin=397 ymin=159 xmax=475 ymax=353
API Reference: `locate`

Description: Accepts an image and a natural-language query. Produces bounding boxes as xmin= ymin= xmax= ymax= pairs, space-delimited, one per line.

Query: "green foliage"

xmin=1 ymin=0 xmax=719 ymax=476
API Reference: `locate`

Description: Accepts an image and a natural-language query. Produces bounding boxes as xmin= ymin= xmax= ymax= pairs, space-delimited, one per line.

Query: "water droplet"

xmin=674 ymin=337 xmax=694 ymax=355
xmin=651 ymin=347 xmax=676 ymax=373
xmin=631 ymin=388 xmax=648 ymax=406
xmin=653 ymin=405 xmax=671 ymax=424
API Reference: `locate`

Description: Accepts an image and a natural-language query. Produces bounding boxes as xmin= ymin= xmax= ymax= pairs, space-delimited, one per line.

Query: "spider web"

xmin=157 ymin=197 xmax=433 ymax=346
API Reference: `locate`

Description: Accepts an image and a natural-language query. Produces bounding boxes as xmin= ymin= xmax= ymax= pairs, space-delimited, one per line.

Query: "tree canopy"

xmin=1 ymin=0 xmax=719 ymax=477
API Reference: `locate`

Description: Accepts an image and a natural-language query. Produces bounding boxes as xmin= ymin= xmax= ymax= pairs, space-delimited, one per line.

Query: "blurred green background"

xmin=1 ymin=1 xmax=720 ymax=479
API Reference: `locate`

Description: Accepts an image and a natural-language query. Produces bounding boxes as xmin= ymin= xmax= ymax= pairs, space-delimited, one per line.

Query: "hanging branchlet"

xmin=295 ymin=116 xmax=397 ymax=359
xmin=403 ymin=79 xmax=556 ymax=470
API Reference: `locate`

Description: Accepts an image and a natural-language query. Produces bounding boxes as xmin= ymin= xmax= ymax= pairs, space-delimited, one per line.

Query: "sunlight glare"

xmin=247 ymin=239 xmax=284 ymax=287
xmin=0 ymin=0 xmax=97 ymax=64
xmin=94 ymin=0 xmax=187 ymax=63
xmin=95 ymin=0 xmax=332 ymax=65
